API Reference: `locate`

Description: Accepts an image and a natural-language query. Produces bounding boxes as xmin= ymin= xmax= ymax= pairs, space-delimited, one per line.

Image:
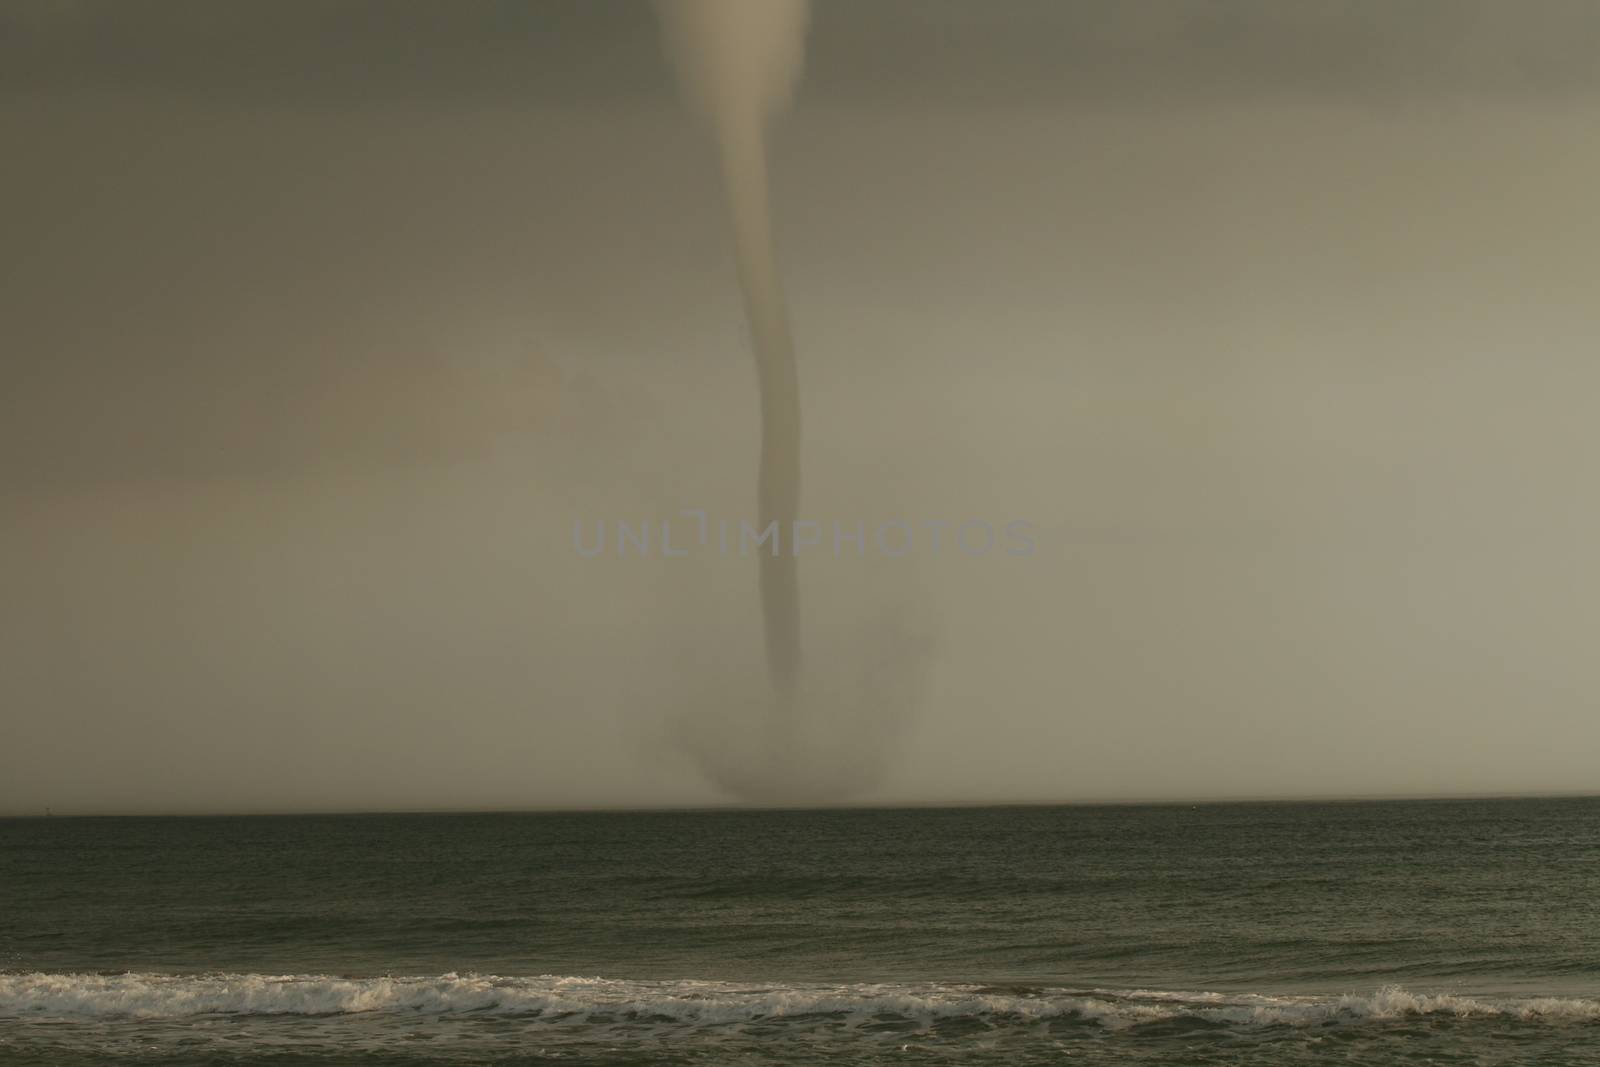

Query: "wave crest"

xmin=3 ymin=974 xmax=1599 ymax=1028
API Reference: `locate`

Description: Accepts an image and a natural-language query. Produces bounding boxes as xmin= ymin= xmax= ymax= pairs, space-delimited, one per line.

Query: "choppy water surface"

xmin=4 ymin=798 xmax=1599 ymax=1063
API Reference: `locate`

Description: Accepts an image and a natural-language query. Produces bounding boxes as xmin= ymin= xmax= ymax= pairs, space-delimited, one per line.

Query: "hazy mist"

xmin=5 ymin=1 xmax=1600 ymax=814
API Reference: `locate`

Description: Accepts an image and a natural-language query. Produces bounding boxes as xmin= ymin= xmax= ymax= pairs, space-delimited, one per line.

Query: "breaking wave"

xmin=3 ymin=973 xmax=1598 ymax=1027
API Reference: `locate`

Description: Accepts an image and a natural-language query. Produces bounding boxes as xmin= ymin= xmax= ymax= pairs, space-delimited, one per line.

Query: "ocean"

xmin=2 ymin=797 xmax=1598 ymax=1064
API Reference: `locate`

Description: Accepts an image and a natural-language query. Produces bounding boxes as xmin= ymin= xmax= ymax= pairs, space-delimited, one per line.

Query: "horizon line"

xmin=5 ymin=788 xmax=1599 ymax=820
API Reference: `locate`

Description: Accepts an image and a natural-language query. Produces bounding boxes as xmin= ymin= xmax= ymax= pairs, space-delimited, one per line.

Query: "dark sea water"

xmin=3 ymin=797 xmax=1599 ymax=1064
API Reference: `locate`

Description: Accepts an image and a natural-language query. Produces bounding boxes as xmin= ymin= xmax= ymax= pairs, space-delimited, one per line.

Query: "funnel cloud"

xmin=652 ymin=1 xmax=933 ymax=804
xmin=656 ymin=0 xmax=808 ymax=699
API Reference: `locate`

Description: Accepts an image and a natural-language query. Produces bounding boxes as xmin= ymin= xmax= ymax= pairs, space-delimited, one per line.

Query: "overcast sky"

xmin=4 ymin=1 xmax=1600 ymax=814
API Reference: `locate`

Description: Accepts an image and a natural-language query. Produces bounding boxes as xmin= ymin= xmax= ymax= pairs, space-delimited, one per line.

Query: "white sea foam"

xmin=2 ymin=974 xmax=1597 ymax=1027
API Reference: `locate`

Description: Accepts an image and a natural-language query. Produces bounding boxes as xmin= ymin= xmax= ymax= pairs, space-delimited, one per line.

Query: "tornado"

xmin=656 ymin=0 xmax=809 ymax=697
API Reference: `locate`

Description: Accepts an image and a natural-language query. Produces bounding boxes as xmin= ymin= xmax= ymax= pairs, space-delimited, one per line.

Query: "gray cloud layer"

xmin=5 ymin=1 xmax=1600 ymax=103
